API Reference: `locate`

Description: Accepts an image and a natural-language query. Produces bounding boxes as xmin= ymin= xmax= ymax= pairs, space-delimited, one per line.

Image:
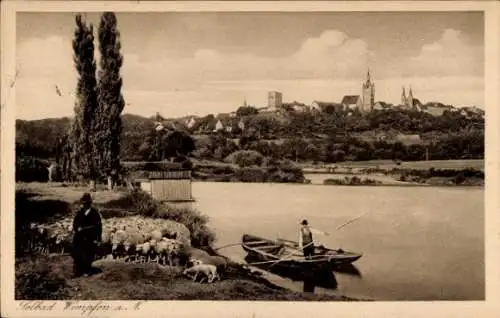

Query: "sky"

xmin=16 ymin=11 xmax=484 ymax=120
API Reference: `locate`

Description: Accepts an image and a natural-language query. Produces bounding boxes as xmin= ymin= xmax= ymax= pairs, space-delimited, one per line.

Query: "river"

xmin=191 ymin=179 xmax=484 ymax=301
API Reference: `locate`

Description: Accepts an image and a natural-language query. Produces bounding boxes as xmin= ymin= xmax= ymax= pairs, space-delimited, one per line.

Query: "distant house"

xmin=463 ymin=106 xmax=484 ymax=117
xmin=424 ymin=107 xmax=446 ymax=116
xmin=238 ymin=118 xmax=245 ymax=131
xmin=373 ymin=101 xmax=390 ymax=111
xmin=422 ymin=102 xmax=453 ymax=117
xmin=341 ymin=95 xmax=362 ymax=110
xmin=412 ymin=99 xmax=423 ymax=111
xmin=214 ymin=119 xmax=224 ymax=132
xmin=155 ymin=120 xmax=178 ymax=132
xmin=185 ymin=117 xmax=197 ymax=129
xmin=283 ymin=101 xmax=308 ymax=113
xmin=396 ymin=134 xmax=422 ymax=145
xmin=311 ymin=101 xmax=345 ymax=113
xmin=154 ymin=121 xmax=165 ymax=131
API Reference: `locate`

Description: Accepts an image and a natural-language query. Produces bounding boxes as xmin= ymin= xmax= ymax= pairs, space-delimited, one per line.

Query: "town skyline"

xmin=16 ymin=11 xmax=484 ymax=120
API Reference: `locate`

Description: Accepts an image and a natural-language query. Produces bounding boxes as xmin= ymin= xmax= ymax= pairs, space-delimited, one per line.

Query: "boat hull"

xmin=241 ymin=234 xmax=362 ymax=269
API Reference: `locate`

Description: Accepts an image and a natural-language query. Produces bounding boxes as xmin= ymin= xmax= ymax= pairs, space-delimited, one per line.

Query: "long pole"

xmin=336 ymin=211 xmax=371 ymax=231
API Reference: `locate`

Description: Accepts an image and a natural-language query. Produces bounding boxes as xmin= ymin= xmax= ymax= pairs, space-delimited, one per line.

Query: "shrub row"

xmin=105 ymin=190 xmax=216 ymax=248
xmin=324 ymin=176 xmax=382 ymax=186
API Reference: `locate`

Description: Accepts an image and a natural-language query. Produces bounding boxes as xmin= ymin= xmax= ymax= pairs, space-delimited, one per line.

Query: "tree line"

xmin=16 ymin=106 xmax=484 ymax=166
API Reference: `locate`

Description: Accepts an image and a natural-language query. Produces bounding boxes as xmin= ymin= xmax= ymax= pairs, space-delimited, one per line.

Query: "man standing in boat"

xmin=298 ymin=219 xmax=330 ymax=260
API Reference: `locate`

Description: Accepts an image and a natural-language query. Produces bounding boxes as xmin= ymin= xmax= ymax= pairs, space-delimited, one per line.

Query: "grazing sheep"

xmin=153 ymin=239 xmax=169 ymax=265
xmin=154 ymin=238 xmax=179 ymax=266
xmin=123 ymin=241 xmax=137 ymax=263
xmin=26 ymin=223 xmax=38 ymax=251
xmin=161 ymin=229 xmax=178 ymax=240
xmin=112 ymin=242 xmax=127 ymax=260
xmin=188 ymin=255 xmax=228 ymax=278
xmin=111 ymin=229 xmax=128 ymax=244
xmin=34 ymin=225 xmax=49 ymax=253
xmin=148 ymin=239 xmax=159 ymax=263
xmin=137 ymin=242 xmax=151 ymax=263
xmin=53 ymin=234 xmax=67 ymax=254
xmin=183 ymin=264 xmax=219 ymax=283
xmin=101 ymin=232 xmax=111 ymax=244
xmin=151 ymin=230 xmax=163 ymax=241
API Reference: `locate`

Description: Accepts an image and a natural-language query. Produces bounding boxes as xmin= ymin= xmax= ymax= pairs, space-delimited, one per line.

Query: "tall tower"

xmin=407 ymin=86 xmax=414 ymax=109
xmin=401 ymin=87 xmax=407 ymax=106
xmin=268 ymin=91 xmax=283 ymax=109
xmin=362 ymin=69 xmax=375 ymax=112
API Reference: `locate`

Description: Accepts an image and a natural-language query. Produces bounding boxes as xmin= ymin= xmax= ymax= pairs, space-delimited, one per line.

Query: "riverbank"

xmin=14 ymin=182 xmax=360 ymax=301
xmin=15 ymin=254 xmax=360 ymax=301
xmin=303 ymin=163 xmax=484 ymax=187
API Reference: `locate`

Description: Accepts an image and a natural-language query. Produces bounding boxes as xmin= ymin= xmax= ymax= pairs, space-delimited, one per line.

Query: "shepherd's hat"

xmin=79 ymin=192 xmax=93 ymax=204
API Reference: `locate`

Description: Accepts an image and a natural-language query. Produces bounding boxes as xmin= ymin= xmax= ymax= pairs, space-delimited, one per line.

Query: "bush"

xmin=107 ymin=190 xmax=216 ymax=248
xmin=234 ymin=167 xmax=267 ymax=182
xmin=225 ymin=150 xmax=264 ymax=168
xmin=15 ymin=256 xmax=70 ymax=299
xmin=16 ymin=157 xmax=50 ymax=182
xmin=323 ymin=177 xmax=381 ymax=186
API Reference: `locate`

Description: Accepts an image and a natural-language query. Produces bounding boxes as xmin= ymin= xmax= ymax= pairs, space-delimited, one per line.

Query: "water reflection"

xmin=244 ymin=255 xmax=362 ymax=293
xmin=332 ymin=263 xmax=362 ymax=278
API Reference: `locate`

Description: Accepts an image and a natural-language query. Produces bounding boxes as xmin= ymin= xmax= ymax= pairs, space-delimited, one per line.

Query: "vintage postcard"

xmin=1 ymin=0 xmax=499 ymax=317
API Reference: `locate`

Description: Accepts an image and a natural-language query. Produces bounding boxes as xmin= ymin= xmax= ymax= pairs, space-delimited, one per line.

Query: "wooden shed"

xmin=136 ymin=169 xmax=194 ymax=203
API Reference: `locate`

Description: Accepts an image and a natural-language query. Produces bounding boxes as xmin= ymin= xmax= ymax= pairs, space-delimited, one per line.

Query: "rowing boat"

xmin=241 ymin=234 xmax=362 ymax=269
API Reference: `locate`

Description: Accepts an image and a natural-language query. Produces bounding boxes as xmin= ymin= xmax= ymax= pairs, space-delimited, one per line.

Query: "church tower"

xmin=362 ymin=69 xmax=375 ymax=113
xmin=407 ymin=86 xmax=414 ymax=109
xmin=401 ymin=87 xmax=407 ymax=106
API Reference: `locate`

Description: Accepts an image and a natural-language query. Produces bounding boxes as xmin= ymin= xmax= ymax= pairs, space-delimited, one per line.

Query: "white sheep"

xmin=111 ymin=229 xmax=128 ymax=244
xmin=189 ymin=255 xmax=228 ymax=277
xmin=151 ymin=230 xmax=163 ymax=241
xmin=183 ymin=263 xmax=219 ymax=283
xmin=137 ymin=241 xmax=151 ymax=263
xmin=154 ymin=238 xmax=179 ymax=265
xmin=123 ymin=241 xmax=137 ymax=262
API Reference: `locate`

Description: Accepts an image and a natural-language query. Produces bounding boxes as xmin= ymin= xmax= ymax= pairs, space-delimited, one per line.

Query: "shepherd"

xmin=72 ymin=192 xmax=102 ymax=277
xmin=298 ymin=219 xmax=330 ymax=260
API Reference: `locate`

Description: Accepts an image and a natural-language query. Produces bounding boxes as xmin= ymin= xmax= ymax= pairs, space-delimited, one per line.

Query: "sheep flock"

xmin=21 ymin=216 xmax=230 ymax=284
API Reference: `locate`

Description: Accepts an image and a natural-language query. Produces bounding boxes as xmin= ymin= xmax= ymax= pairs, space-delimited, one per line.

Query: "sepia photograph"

xmin=1 ymin=1 xmax=500 ymax=317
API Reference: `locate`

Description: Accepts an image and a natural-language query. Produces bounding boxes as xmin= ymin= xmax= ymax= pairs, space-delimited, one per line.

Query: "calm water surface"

xmin=192 ymin=180 xmax=484 ymax=301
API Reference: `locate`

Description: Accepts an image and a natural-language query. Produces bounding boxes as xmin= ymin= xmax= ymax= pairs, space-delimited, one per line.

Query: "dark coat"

xmin=73 ymin=207 xmax=102 ymax=243
xmin=71 ymin=206 xmax=102 ymax=275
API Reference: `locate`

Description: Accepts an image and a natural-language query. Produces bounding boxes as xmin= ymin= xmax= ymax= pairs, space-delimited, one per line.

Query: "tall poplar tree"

xmin=70 ymin=14 xmax=98 ymax=186
xmin=96 ymin=12 xmax=125 ymax=188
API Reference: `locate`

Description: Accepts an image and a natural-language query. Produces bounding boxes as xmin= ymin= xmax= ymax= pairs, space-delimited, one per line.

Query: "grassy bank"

xmin=15 ymin=182 xmax=358 ymax=301
xmin=15 ymin=254 xmax=357 ymax=301
xmin=123 ymin=159 xmax=306 ymax=184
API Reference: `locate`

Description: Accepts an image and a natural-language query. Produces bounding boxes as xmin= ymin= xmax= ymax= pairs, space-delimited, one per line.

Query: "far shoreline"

xmin=192 ymin=179 xmax=484 ymax=188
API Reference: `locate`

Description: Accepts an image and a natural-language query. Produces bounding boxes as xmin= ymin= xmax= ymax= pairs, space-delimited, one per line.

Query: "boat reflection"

xmin=332 ymin=263 xmax=363 ymax=278
xmin=244 ymin=254 xmax=346 ymax=291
